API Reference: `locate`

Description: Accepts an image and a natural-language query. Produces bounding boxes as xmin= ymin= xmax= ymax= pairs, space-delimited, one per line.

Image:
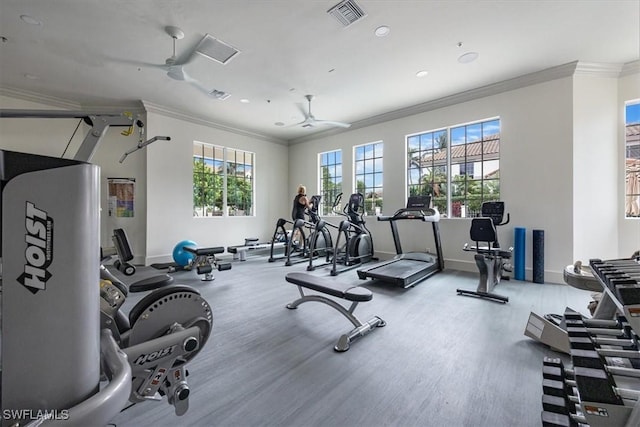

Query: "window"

xmin=408 ymin=129 xmax=447 ymax=214
xmin=319 ymin=150 xmax=342 ymax=215
xmin=407 ymin=118 xmax=500 ymax=218
xmin=625 ymin=101 xmax=640 ymax=218
xmin=354 ymin=142 xmax=383 ymax=215
xmin=193 ymin=142 xmax=254 ymax=217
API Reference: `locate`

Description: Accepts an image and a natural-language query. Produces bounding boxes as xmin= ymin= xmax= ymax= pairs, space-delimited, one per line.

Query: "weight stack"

xmin=533 ymin=229 xmax=545 ymax=284
xmin=514 ymin=227 xmax=526 ymax=281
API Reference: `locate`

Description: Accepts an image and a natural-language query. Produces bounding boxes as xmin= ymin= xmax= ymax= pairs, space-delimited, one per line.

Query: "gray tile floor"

xmin=110 ymin=256 xmax=592 ymax=427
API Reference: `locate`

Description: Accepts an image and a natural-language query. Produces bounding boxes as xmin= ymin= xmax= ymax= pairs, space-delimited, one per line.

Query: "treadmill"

xmin=357 ymin=196 xmax=444 ymax=288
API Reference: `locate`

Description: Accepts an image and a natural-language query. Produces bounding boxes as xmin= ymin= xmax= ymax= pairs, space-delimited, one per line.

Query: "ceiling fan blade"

xmin=313 ymin=120 xmax=352 ymax=128
xmin=295 ymin=102 xmax=308 ymax=119
xmin=179 ymin=70 xmax=211 ymax=93
xmin=293 ymin=95 xmax=350 ymax=129
xmin=107 ymin=55 xmax=167 ymax=69
xmin=166 ymin=65 xmax=188 ymax=81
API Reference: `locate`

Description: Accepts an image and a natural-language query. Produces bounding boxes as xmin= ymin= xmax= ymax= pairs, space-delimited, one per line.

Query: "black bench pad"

xmin=183 ymin=246 xmax=225 ymax=256
xmin=129 ymin=274 xmax=174 ymax=293
xmin=286 ymin=272 xmax=372 ymax=302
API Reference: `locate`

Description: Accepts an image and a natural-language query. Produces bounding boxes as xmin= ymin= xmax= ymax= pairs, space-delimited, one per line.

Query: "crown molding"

xmin=574 ymin=62 xmax=624 ymax=77
xmin=141 ymin=100 xmax=288 ymax=146
xmin=290 ymin=61 xmax=581 ymax=145
xmin=0 ymin=86 xmax=146 ymax=114
xmin=0 ymin=86 xmax=80 ymax=109
xmin=620 ymin=60 xmax=640 ymax=77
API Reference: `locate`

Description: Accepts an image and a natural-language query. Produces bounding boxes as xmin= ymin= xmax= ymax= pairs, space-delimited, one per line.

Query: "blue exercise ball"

xmin=173 ymin=240 xmax=198 ymax=267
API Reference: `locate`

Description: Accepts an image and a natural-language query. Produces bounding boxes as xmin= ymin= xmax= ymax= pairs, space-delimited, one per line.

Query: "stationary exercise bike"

xmin=457 ymin=201 xmax=512 ymax=303
xmin=99 ymin=267 xmax=213 ymax=415
xmin=330 ymin=193 xmax=374 ymax=276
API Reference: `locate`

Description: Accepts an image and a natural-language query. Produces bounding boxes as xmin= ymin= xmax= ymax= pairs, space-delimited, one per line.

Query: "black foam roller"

xmin=533 ymin=229 xmax=544 ymax=283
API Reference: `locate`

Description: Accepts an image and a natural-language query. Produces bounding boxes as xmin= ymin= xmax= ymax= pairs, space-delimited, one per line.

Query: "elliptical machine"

xmin=456 ymin=201 xmax=512 ymax=303
xmin=269 ymin=195 xmax=333 ymax=266
xmin=306 ymin=194 xmax=342 ymax=271
xmin=330 ymin=193 xmax=374 ymax=276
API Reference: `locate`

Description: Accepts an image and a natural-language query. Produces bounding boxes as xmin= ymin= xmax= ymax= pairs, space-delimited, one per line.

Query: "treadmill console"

xmin=406 ymin=195 xmax=431 ymax=209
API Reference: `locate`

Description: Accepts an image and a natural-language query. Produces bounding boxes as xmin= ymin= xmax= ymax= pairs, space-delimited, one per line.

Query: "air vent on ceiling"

xmin=209 ymin=89 xmax=231 ymax=100
xmin=327 ymin=0 xmax=367 ymax=27
xmin=195 ymin=34 xmax=240 ymax=65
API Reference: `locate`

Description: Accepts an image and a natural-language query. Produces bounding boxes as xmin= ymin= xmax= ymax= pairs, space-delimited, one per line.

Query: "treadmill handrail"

xmin=377 ymin=207 xmax=440 ymax=223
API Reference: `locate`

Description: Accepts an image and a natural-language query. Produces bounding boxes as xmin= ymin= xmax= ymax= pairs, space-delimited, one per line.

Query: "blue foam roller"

xmin=514 ymin=227 xmax=526 ymax=281
xmin=533 ymin=229 xmax=545 ymax=284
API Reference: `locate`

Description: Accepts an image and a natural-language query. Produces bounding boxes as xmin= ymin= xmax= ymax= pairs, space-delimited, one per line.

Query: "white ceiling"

xmin=0 ymin=0 xmax=638 ymax=144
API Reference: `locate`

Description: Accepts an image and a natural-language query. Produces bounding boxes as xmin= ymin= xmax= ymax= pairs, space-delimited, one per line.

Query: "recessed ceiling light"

xmin=416 ymin=70 xmax=429 ymax=78
xmin=20 ymin=15 xmax=42 ymax=26
xmin=240 ymin=98 xmax=250 ymax=104
xmin=274 ymin=122 xmax=285 ymax=127
xmin=375 ymin=25 xmax=390 ymax=37
xmin=458 ymin=52 xmax=478 ymax=64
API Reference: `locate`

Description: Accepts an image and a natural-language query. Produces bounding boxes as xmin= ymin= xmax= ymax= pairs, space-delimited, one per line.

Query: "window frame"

xmin=318 ymin=149 xmax=343 ymax=215
xmin=406 ymin=117 xmax=501 ymax=218
xmin=625 ymin=100 xmax=640 ymax=218
xmin=192 ymin=141 xmax=255 ymax=218
xmin=354 ymin=141 xmax=383 ymax=216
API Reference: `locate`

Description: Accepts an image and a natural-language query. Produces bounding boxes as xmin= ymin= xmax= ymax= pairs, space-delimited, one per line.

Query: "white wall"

xmin=573 ymin=74 xmax=619 ymax=261
xmin=4 ymin=63 xmax=636 ymax=275
xmin=144 ymin=110 xmax=289 ymax=264
xmin=290 ymin=76 xmax=577 ymax=283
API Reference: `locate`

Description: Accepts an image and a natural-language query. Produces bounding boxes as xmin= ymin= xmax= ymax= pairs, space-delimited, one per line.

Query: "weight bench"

xmin=285 ymin=272 xmax=385 ymax=352
xmin=183 ymin=246 xmax=232 ymax=281
xmin=111 ymin=228 xmax=174 ymax=293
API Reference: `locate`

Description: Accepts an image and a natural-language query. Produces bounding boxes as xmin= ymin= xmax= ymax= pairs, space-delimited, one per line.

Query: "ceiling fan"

xmin=296 ymin=95 xmax=351 ymax=129
xmin=140 ymin=26 xmax=231 ymax=99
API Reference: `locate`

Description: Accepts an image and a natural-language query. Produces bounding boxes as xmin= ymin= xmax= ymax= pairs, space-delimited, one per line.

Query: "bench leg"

xmin=286 ymin=287 xmax=385 ymax=352
xmin=334 ymin=316 xmax=386 ymax=352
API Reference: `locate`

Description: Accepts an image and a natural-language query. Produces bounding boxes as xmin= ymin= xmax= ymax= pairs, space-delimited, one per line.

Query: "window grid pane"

xmin=320 ymin=150 xmax=342 ymax=215
xmin=355 ymin=142 xmax=383 ymax=216
xmin=406 ymin=119 xmax=500 ymax=218
xmin=625 ymin=101 xmax=640 ymax=217
xmin=193 ymin=142 xmax=254 ymax=217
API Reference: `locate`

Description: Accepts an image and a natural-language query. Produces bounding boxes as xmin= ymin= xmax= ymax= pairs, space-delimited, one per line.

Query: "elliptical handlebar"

xmin=480 ymin=201 xmax=509 ymax=227
xmin=499 ymin=213 xmax=510 ymax=226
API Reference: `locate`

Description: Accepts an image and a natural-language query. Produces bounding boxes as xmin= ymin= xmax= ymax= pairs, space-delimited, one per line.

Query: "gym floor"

xmin=109 ymin=254 xmax=591 ymax=427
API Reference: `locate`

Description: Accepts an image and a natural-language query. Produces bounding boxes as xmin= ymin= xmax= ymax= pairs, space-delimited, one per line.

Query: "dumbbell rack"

xmin=541 ymin=258 xmax=640 ymax=427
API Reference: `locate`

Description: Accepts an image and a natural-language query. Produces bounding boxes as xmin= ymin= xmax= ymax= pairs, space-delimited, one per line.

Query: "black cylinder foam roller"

xmin=533 ymin=229 xmax=545 ymax=284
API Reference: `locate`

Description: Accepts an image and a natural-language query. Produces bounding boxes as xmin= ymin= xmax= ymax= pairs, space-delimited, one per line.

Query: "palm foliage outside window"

xmin=407 ymin=118 xmax=500 ymax=218
xmin=354 ymin=142 xmax=383 ymax=216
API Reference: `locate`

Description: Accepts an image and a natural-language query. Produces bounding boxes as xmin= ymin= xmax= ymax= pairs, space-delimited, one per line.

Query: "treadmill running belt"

xmin=362 ymin=258 xmax=438 ymax=288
